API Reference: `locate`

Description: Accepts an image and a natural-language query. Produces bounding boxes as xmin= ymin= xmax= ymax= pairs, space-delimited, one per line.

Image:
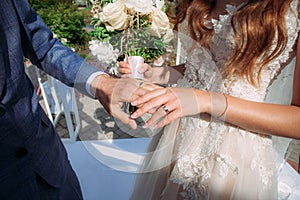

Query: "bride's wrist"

xmin=194 ymin=89 xmax=211 ymax=114
xmin=208 ymin=92 xmax=228 ymax=119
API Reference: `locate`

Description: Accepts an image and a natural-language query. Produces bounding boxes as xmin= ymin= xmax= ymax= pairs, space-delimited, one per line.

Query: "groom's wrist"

xmin=89 ymin=72 xmax=109 ymax=99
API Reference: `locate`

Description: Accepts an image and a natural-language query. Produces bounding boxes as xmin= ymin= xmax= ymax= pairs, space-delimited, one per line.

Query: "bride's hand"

xmin=119 ymin=61 xmax=153 ymax=82
xmin=130 ymin=87 xmax=210 ymax=128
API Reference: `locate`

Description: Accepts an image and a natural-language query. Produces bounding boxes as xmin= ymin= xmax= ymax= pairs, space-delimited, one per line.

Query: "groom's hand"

xmin=91 ymin=75 xmax=147 ymax=129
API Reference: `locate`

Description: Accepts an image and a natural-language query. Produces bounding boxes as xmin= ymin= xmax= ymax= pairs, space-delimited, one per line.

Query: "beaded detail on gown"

xmin=130 ymin=1 xmax=299 ymax=200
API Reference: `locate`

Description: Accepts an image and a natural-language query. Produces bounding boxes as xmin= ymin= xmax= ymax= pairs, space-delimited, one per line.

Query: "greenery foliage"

xmin=89 ymin=0 xmax=171 ymax=63
xmin=29 ymin=0 xmax=91 ymax=53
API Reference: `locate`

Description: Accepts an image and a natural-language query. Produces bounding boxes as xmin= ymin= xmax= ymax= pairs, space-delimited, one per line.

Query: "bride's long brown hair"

xmin=168 ymin=0 xmax=294 ymax=85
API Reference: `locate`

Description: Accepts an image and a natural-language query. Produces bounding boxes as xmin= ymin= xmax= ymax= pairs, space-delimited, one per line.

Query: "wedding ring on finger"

xmin=162 ymin=105 xmax=169 ymax=113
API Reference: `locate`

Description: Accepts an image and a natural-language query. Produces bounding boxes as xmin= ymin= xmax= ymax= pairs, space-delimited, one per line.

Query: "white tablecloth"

xmin=64 ymin=138 xmax=300 ymax=200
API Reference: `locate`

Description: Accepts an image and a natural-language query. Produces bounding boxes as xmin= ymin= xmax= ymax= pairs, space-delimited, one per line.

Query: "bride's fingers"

xmin=143 ymin=103 xmax=176 ymax=128
xmin=131 ymin=92 xmax=170 ymax=119
xmin=119 ymin=61 xmax=132 ymax=75
xmin=145 ymin=106 xmax=169 ymax=127
xmin=131 ymin=88 xmax=168 ymax=106
xmin=147 ymin=107 xmax=160 ymax=114
xmin=119 ymin=67 xmax=131 ymax=75
xmin=154 ymin=110 xmax=181 ymax=128
xmin=119 ymin=61 xmax=130 ymax=67
xmin=140 ymin=82 xmax=162 ymax=91
xmin=130 ymin=86 xmax=150 ymax=101
xmin=131 ymin=100 xmax=162 ymax=119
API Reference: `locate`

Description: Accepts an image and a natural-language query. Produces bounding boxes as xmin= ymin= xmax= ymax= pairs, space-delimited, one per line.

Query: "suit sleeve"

xmin=14 ymin=0 xmax=100 ymax=97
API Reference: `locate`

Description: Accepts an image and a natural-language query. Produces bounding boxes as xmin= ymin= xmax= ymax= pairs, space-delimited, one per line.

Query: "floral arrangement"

xmin=88 ymin=0 xmax=174 ymax=76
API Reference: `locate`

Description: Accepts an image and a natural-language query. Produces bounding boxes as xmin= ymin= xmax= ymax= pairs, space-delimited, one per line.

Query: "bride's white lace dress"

xmin=130 ymin=1 xmax=299 ymax=199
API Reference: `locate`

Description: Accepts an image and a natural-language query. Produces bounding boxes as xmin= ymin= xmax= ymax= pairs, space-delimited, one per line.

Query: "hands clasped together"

xmin=107 ymin=60 xmax=210 ymax=130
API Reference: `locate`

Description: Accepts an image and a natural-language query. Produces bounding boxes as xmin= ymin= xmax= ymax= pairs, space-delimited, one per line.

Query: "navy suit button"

xmin=0 ymin=103 xmax=5 ymax=117
xmin=16 ymin=147 xmax=28 ymax=158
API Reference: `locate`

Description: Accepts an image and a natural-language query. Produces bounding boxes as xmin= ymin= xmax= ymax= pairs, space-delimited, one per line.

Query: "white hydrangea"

xmin=89 ymin=40 xmax=119 ymax=66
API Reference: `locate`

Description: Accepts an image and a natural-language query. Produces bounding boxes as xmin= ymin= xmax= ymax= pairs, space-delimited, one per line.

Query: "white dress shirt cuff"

xmin=86 ymin=71 xmax=109 ymax=98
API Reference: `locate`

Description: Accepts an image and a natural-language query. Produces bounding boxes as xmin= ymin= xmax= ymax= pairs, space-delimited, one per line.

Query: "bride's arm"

xmin=212 ymin=92 xmax=300 ymax=139
xmin=220 ymin=36 xmax=300 ymax=139
xmin=131 ymin=38 xmax=300 ymax=139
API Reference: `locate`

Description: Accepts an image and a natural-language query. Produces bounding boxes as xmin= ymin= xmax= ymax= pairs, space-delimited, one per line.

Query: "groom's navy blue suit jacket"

xmin=0 ymin=0 xmax=99 ymax=198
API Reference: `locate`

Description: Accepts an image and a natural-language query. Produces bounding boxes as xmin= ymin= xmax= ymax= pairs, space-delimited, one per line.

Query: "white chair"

xmin=35 ymin=67 xmax=81 ymax=143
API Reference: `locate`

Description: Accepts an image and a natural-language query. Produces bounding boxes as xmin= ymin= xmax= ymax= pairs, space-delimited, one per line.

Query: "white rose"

xmin=150 ymin=7 xmax=172 ymax=38
xmin=100 ymin=1 xmax=128 ymax=31
xmin=124 ymin=0 xmax=153 ymax=14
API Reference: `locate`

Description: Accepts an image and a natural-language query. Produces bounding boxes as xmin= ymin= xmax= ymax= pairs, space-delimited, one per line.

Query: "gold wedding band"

xmin=162 ymin=105 xmax=169 ymax=113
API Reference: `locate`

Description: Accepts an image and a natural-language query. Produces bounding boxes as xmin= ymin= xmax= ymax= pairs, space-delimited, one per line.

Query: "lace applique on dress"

xmin=168 ymin=1 xmax=299 ymax=199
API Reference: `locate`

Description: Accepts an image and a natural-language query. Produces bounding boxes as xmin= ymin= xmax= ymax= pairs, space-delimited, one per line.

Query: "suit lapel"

xmin=0 ymin=0 xmax=27 ymax=101
xmin=0 ymin=0 xmax=22 ymax=101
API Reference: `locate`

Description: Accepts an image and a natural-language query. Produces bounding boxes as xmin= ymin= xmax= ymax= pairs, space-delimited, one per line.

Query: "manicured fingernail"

xmin=131 ymin=113 xmax=138 ymax=119
xmin=143 ymin=123 xmax=149 ymax=128
xmin=131 ymin=101 xmax=137 ymax=106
